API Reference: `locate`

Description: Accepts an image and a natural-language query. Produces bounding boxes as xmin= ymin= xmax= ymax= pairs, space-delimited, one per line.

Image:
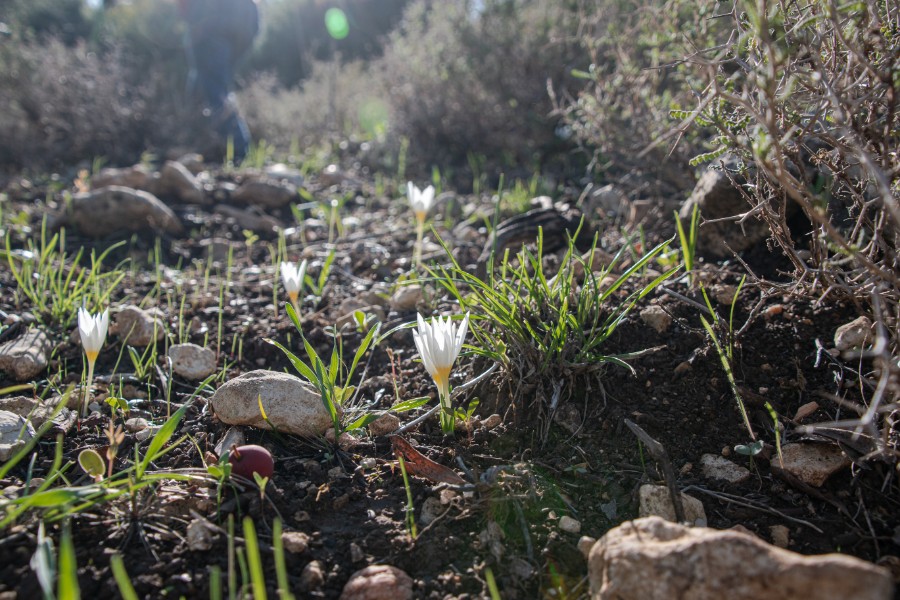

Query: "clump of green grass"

xmin=430 ymin=225 xmax=677 ymax=425
xmin=3 ymin=221 xmax=126 ymax=328
xmin=269 ymin=304 xmax=428 ymax=440
xmin=0 ymin=379 xmax=215 ymax=529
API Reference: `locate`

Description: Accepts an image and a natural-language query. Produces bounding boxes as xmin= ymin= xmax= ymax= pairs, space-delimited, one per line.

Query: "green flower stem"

xmin=415 ymin=218 xmax=425 ymax=268
xmin=82 ymin=359 xmax=95 ymax=417
xmin=438 ymin=390 xmax=454 ymax=434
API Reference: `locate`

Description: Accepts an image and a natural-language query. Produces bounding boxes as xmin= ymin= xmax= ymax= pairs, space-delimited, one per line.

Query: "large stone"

xmin=210 ymin=370 xmax=334 ymax=437
xmin=679 ymin=167 xmax=769 ymax=258
xmin=339 ymin=565 xmax=414 ymax=600
xmin=168 ymin=343 xmax=217 ymax=381
xmin=0 ymin=396 xmax=73 ymax=429
xmin=214 ymin=204 xmax=282 ymax=234
xmin=230 ymin=178 xmax=298 ymax=209
xmin=638 ymin=484 xmax=706 ymax=526
xmin=588 ymin=517 xmax=893 ymax=600
xmin=91 ymin=164 xmax=156 ymax=191
xmin=778 ymin=443 xmax=850 ymax=487
xmin=0 ymin=328 xmax=51 ymax=381
xmin=109 ymin=305 xmax=166 ymax=347
xmin=0 ymin=410 xmax=35 ymax=462
xmin=69 ymin=186 xmax=183 ymax=238
xmin=157 ymin=161 xmax=207 ymax=205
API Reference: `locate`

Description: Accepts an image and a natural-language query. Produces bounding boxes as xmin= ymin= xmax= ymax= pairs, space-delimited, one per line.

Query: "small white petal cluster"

xmin=280 ymin=260 xmax=308 ymax=297
xmin=412 ymin=312 xmax=469 ymax=399
xmin=78 ymin=307 xmax=109 ymax=359
xmin=407 ymin=182 xmax=435 ymax=218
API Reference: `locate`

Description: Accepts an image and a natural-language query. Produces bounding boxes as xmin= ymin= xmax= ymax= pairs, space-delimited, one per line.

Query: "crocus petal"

xmin=454 ymin=313 xmax=470 ymax=358
xmin=98 ymin=309 xmax=109 ymax=342
xmin=78 ymin=307 xmax=108 ymax=355
xmin=421 ymin=185 xmax=435 ymax=211
xmin=281 ymin=260 xmax=307 ymax=296
xmin=297 ymin=259 xmax=308 ymax=288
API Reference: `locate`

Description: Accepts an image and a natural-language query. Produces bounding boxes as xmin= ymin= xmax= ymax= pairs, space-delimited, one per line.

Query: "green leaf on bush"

xmin=689 ymin=145 xmax=728 ymax=166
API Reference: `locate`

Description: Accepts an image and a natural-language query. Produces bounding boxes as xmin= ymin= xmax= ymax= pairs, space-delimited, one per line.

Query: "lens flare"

xmin=325 ymin=8 xmax=349 ymax=40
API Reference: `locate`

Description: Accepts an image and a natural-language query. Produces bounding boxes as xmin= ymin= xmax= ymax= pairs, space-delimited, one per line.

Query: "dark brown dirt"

xmin=0 ymin=168 xmax=897 ymax=599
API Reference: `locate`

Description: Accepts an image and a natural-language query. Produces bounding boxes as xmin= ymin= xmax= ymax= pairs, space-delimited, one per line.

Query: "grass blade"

xmin=110 ymin=554 xmax=139 ymax=600
xmin=243 ymin=517 xmax=267 ymax=600
xmin=57 ymin=521 xmax=80 ymax=600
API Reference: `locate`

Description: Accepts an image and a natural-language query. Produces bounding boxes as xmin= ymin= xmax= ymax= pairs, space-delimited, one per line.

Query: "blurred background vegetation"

xmin=0 ymin=0 xmax=715 ymax=192
xmin=0 ymin=0 xmax=896 ymax=213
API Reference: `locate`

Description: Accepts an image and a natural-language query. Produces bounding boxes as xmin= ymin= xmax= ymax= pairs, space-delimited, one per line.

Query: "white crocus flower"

xmin=408 ymin=182 xmax=435 ymax=267
xmin=280 ymin=260 xmax=307 ymax=317
xmin=78 ymin=307 xmax=109 ymax=416
xmin=412 ymin=312 xmax=469 ymax=432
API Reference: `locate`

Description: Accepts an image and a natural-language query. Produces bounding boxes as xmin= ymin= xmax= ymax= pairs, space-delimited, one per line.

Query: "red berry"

xmin=228 ymin=444 xmax=274 ymax=480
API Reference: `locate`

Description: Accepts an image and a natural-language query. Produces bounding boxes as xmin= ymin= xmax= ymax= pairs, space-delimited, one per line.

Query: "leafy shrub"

xmin=377 ymin=0 xmax=588 ymax=185
xmin=239 ymin=60 xmax=390 ymax=152
xmin=556 ymin=0 xmax=732 ymax=194
xmin=675 ymin=0 xmax=899 ymax=448
xmin=3 ymin=0 xmax=91 ymax=44
xmin=567 ymin=0 xmax=899 ymax=454
xmin=0 ymin=35 xmax=195 ymax=171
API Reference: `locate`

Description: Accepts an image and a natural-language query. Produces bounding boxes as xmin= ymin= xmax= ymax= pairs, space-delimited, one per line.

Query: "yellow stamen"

xmin=414 ymin=211 xmax=426 ymax=223
xmin=432 ymin=365 xmax=452 ymax=398
xmin=85 ymin=350 xmax=99 ymax=363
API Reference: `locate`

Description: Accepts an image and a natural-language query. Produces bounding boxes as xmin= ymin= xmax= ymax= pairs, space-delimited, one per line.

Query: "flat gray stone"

xmin=213 ymin=204 xmax=282 ymax=233
xmin=69 ymin=186 xmax=183 ymax=238
xmin=0 ymin=396 xmax=74 ymax=430
xmin=210 ymin=370 xmax=335 ymax=437
xmin=0 ymin=328 xmax=51 ymax=381
xmin=91 ymin=164 xmax=155 ymax=191
xmin=109 ymin=305 xmax=166 ymax=347
xmin=834 ymin=316 xmax=872 ymax=352
xmin=0 ymin=410 xmax=34 ymax=462
xmin=230 ymin=178 xmax=297 ymax=209
xmin=158 ymin=160 xmax=207 ymax=205
xmin=168 ymin=343 xmax=216 ymax=381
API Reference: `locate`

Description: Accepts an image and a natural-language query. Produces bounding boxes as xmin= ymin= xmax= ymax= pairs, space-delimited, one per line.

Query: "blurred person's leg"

xmin=192 ymin=36 xmax=251 ymax=162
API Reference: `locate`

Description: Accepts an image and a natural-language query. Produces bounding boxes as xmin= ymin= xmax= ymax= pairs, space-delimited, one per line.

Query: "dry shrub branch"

xmin=680 ymin=0 xmax=898 ymax=457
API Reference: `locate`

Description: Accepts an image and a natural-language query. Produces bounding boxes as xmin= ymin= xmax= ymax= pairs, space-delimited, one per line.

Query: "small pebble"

xmin=559 ymin=515 xmax=582 ymax=534
xmin=350 ymin=542 xmax=364 ymax=563
xmin=300 ymin=560 xmax=325 ymax=590
xmin=282 ymin=531 xmax=310 ymax=554
xmin=124 ymin=417 xmax=148 ymax=433
xmin=483 ymin=414 xmax=502 ymax=429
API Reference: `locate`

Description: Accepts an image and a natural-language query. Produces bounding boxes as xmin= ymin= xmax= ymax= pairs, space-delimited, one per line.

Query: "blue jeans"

xmin=188 ymin=35 xmax=251 ymax=161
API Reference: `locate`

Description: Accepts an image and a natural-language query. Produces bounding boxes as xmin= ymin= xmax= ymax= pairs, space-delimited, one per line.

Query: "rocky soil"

xmin=0 ymin=156 xmax=897 ymax=599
